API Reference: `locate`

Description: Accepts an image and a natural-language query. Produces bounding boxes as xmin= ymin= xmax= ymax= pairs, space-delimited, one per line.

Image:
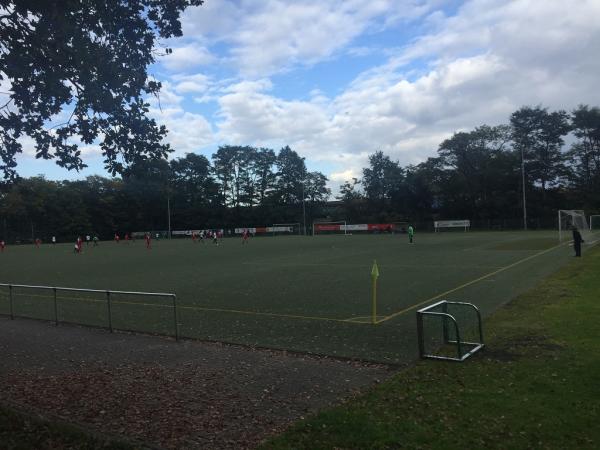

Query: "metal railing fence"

xmin=0 ymin=283 xmax=178 ymax=341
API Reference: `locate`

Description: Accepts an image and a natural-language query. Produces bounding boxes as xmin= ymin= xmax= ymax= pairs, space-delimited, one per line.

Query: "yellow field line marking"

xmin=241 ymin=262 xmax=503 ymax=269
xmin=376 ymin=242 xmax=569 ymax=324
xmin=0 ymin=292 xmax=354 ymax=324
xmin=177 ymin=305 xmax=352 ymax=323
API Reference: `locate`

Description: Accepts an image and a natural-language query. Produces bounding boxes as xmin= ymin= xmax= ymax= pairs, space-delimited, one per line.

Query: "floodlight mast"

xmin=302 ymin=182 xmax=306 ymax=236
xmin=167 ymin=196 xmax=172 ymax=239
xmin=521 ymin=146 xmax=527 ymax=230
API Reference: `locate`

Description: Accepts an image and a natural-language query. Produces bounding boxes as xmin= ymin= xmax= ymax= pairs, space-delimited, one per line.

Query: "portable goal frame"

xmin=416 ymin=300 xmax=484 ymax=361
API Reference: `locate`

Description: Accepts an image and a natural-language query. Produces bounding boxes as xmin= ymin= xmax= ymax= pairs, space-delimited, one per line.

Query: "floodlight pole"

xmin=520 ymin=146 xmax=527 ymax=230
xmin=167 ymin=196 xmax=172 ymax=239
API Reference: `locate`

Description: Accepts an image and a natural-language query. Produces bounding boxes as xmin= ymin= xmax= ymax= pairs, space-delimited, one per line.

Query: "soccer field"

xmin=0 ymin=231 xmax=584 ymax=363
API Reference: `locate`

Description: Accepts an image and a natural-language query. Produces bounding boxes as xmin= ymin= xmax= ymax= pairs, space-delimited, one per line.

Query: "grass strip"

xmin=262 ymin=246 xmax=600 ymax=449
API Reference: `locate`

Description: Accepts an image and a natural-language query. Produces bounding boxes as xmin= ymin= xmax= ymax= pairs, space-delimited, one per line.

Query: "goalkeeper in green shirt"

xmin=408 ymin=225 xmax=414 ymax=243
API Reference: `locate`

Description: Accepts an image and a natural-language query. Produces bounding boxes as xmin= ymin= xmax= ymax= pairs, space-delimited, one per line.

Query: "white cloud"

xmin=176 ymin=0 xmax=436 ymax=77
xmin=160 ymin=44 xmax=216 ymax=71
xmin=171 ymin=73 xmax=211 ymax=94
xmin=205 ymin=0 xmax=600 ymax=195
xmin=145 ymin=81 xmax=215 ymax=155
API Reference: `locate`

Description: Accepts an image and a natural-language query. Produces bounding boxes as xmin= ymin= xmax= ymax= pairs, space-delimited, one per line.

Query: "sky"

xmin=15 ymin=0 xmax=600 ymax=194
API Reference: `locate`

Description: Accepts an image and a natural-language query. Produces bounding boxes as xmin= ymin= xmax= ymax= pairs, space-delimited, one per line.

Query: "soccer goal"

xmin=558 ymin=210 xmax=590 ymax=242
xmin=271 ymin=223 xmax=302 ymax=236
xmin=312 ymin=221 xmax=347 ymax=236
xmin=416 ymin=300 xmax=484 ymax=361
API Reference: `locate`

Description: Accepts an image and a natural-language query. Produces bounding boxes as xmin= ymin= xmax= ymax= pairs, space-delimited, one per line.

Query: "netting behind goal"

xmin=558 ymin=210 xmax=590 ymax=242
xmin=590 ymin=215 xmax=600 ymax=231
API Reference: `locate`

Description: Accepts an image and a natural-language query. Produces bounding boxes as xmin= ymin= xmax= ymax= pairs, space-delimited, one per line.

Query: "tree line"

xmin=338 ymin=105 xmax=600 ymax=228
xmin=0 ymin=145 xmax=330 ymax=242
xmin=1 ymin=105 xmax=599 ymax=242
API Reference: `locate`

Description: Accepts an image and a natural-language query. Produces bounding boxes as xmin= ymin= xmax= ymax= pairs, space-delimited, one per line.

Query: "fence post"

xmin=442 ymin=301 xmax=449 ymax=344
xmin=9 ymin=285 xmax=14 ymax=320
xmin=53 ymin=287 xmax=58 ymax=326
xmin=172 ymin=294 xmax=179 ymax=342
xmin=106 ymin=291 xmax=113 ymax=333
xmin=416 ymin=312 xmax=424 ymax=358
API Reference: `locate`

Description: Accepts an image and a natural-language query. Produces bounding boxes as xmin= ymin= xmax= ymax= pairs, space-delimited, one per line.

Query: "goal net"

xmin=271 ymin=223 xmax=302 ymax=236
xmin=312 ymin=221 xmax=347 ymax=236
xmin=558 ymin=210 xmax=590 ymax=242
xmin=590 ymin=215 xmax=600 ymax=232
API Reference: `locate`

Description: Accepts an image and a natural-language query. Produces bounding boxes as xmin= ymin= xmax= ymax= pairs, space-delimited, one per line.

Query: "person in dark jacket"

xmin=572 ymin=226 xmax=584 ymax=257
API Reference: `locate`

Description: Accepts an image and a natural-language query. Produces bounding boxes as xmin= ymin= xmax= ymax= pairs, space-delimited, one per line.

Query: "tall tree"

xmin=251 ymin=147 xmax=277 ymax=205
xmin=211 ymin=145 xmax=251 ymax=207
xmin=510 ymin=106 xmax=570 ymax=203
xmin=438 ymin=125 xmax=512 ymax=218
xmin=362 ymin=151 xmax=404 ymax=202
xmin=304 ymin=172 xmax=330 ymax=203
xmin=0 ymin=0 xmax=203 ymax=180
xmin=274 ymin=146 xmax=306 ymax=204
xmin=567 ymin=105 xmax=600 ymax=207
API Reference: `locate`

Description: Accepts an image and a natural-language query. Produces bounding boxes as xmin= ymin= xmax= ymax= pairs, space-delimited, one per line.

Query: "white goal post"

xmin=312 ymin=221 xmax=347 ymax=236
xmin=558 ymin=210 xmax=590 ymax=242
xmin=589 ymin=215 xmax=600 ymax=231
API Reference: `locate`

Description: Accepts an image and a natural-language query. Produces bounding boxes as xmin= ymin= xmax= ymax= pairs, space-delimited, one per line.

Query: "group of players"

xmin=191 ymin=229 xmax=224 ymax=245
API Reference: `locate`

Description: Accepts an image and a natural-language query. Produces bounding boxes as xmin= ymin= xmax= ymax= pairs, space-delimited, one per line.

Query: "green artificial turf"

xmin=262 ymin=245 xmax=600 ymax=449
xmin=0 ymin=231 xmax=591 ymax=363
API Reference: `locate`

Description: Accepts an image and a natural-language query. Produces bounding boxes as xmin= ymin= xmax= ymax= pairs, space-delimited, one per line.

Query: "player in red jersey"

xmin=125 ymin=233 xmax=130 ymax=243
xmin=114 ymin=233 xmax=120 ymax=243
xmin=191 ymin=231 xmax=197 ymax=243
xmin=35 ymin=238 xmax=41 ymax=248
xmin=0 ymin=240 xmax=5 ymax=252
xmin=76 ymin=236 xmax=83 ymax=253
xmin=242 ymin=229 xmax=250 ymax=244
xmin=145 ymin=232 xmax=151 ymax=250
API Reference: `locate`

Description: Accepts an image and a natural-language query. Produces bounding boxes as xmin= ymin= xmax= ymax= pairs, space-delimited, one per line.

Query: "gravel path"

xmin=0 ymin=317 xmax=394 ymax=449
